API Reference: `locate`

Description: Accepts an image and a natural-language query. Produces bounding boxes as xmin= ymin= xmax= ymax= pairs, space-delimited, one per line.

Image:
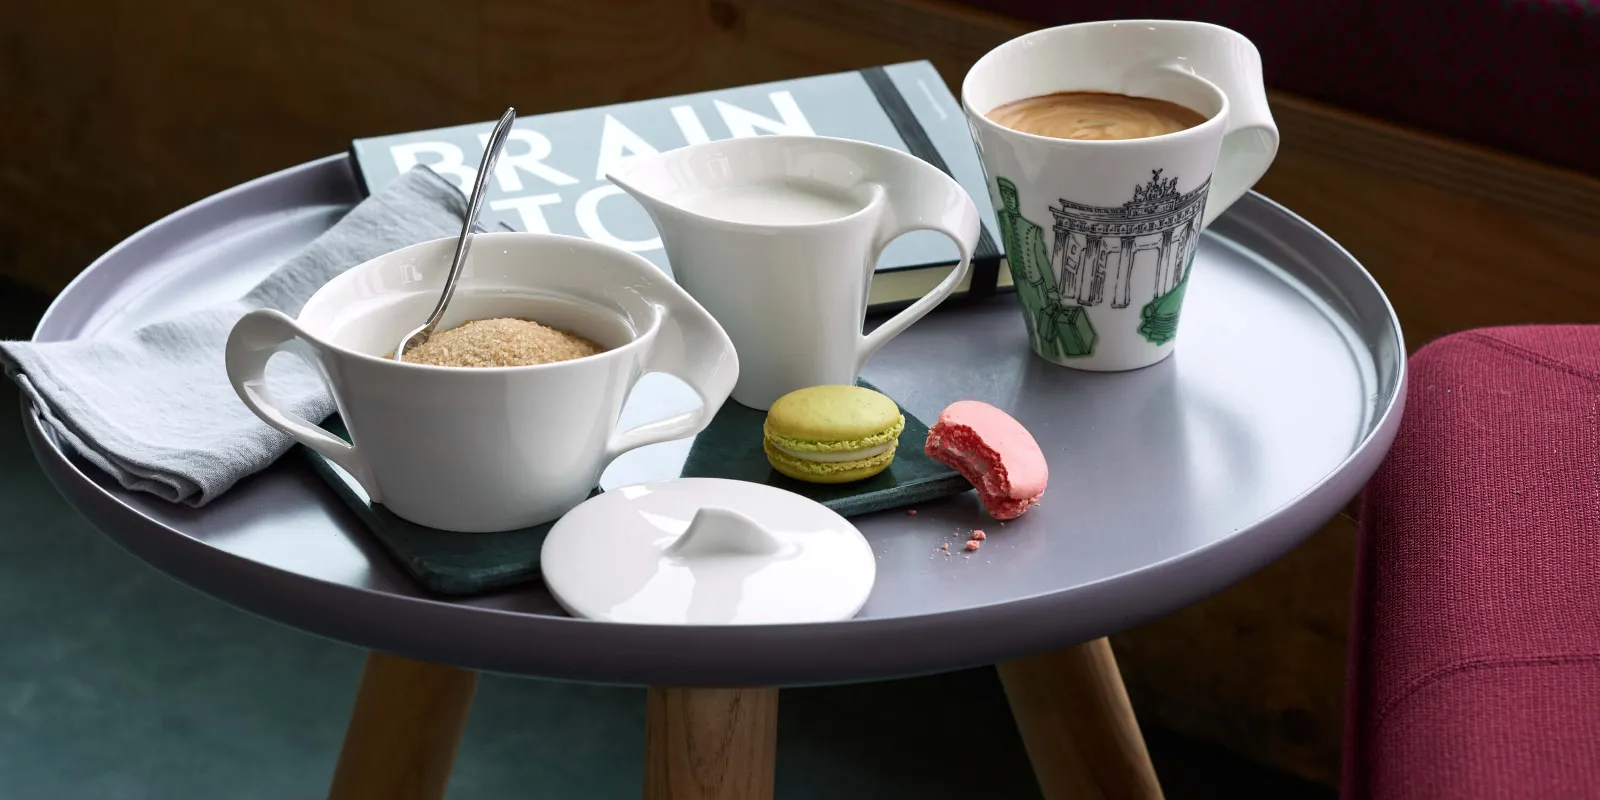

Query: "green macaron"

xmin=763 ymin=385 xmax=905 ymax=484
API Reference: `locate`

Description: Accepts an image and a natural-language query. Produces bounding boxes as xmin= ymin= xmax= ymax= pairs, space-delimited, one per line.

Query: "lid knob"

xmin=665 ymin=506 xmax=785 ymax=558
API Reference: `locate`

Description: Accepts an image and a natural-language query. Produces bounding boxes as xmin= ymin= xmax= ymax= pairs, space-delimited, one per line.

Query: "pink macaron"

xmin=924 ymin=400 xmax=1047 ymax=520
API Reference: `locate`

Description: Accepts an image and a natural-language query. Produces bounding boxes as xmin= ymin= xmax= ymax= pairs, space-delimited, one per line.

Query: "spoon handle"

xmin=423 ymin=107 xmax=517 ymax=331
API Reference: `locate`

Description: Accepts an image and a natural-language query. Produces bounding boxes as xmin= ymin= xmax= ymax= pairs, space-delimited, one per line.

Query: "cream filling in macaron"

xmin=775 ymin=442 xmax=894 ymax=463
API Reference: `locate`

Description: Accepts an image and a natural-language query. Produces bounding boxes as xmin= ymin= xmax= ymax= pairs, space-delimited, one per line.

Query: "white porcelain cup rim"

xmin=961 ymin=27 xmax=1233 ymax=150
xmin=294 ymin=254 xmax=659 ymax=376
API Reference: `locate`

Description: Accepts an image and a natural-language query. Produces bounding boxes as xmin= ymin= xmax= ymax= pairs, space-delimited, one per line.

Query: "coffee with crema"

xmin=985 ymin=91 xmax=1208 ymax=141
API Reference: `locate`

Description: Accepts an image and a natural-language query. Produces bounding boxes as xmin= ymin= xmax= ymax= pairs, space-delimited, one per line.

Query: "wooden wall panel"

xmin=1 ymin=0 xmax=481 ymax=292
xmin=1258 ymin=95 xmax=1600 ymax=348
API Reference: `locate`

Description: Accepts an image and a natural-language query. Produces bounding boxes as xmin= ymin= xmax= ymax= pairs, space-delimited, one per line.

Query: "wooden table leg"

xmin=997 ymin=637 xmax=1163 ymax=800
xmin=644 ymin=686 xmax=779 ymax=800
xmin=328 ymin=651 xmax=480 ymax=800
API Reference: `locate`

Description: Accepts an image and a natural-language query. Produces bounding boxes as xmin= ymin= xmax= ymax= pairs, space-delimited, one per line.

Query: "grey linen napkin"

xmin=1 ymin=166 xmax=483 ymax=506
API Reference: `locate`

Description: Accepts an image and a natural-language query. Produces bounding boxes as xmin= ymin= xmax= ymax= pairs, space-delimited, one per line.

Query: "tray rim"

xmin=20 ymin=152 xmax=1406 ymax=687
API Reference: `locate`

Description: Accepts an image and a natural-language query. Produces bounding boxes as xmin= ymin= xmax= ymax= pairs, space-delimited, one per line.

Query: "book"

xmin=348 ymin=61 xmax=1006 ymax=312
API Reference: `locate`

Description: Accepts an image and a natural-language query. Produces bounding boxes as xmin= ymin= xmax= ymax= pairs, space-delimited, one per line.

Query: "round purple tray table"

xmin=22 ymin=154 xmax=1404 ymax=799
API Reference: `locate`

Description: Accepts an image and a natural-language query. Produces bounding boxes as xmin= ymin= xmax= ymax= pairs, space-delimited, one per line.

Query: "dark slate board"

xmin=302 ymin=381 xmax=968 ymax=597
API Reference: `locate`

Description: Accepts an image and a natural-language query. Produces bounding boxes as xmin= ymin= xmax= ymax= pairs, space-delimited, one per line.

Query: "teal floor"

xmin=0 ymin=279 xmax=1330 ymax=798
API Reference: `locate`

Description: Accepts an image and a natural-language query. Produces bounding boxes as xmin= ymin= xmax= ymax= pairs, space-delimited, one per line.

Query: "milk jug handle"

xmin=857 ymin=195 xmax=982 ymax=370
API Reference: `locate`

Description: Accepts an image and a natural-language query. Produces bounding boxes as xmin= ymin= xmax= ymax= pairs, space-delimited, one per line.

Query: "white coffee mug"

xmin=224 ymin=232 xmax=739 ymax=533
xmin=963 ymin=20 xmax=1279 ymax=371
xmin=608 ymin=135 xmax=981 ymax=410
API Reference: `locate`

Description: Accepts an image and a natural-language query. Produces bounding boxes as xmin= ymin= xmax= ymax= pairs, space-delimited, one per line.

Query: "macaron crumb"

xmin=965 ymin=540 xmax=981 ymax=552
xmin=941 ymin=543 xmax=949 ymax=551
xmin=907 ymin=509 xmax=917 ymax=516
xmin=971 ymin=530 xmax=987 ymax=541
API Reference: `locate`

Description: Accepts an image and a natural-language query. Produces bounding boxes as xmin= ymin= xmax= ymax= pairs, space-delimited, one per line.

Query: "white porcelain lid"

xmin=539 ymin=478 xmax=876 ymax=625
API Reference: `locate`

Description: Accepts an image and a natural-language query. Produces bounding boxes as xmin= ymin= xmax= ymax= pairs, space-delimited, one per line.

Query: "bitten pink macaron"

xmin=924 ymin=400 xmax=1047 ymax=520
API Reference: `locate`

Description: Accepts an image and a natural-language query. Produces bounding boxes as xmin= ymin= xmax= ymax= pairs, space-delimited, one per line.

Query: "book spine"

xmin=858 ymin=66 xmax=1001 ymax=300
xmin=347 ymin=140 xmax=372 ymax=198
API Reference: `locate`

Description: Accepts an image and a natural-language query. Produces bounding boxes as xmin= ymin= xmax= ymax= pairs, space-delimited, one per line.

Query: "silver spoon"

xmin=394 ymin=106 xmax=517 ymax=362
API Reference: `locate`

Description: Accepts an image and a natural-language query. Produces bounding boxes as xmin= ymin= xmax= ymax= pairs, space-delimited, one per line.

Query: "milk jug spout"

xmin=604 ymin=169 xmax=670 ymax=220
xmin=606 ymin=154 xmax=726 ymax=253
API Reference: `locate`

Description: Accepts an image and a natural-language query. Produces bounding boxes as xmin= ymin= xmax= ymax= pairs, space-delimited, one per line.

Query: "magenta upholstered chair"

xmin=1344 ymin=326 xmax=1600 ymax=798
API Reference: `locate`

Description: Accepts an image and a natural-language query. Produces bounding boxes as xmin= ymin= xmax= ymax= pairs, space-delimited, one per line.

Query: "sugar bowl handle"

xmin=602 ymin=291 xmax=740 ymax=465
xmin=224 ymin=308 xmax=380 ymax=502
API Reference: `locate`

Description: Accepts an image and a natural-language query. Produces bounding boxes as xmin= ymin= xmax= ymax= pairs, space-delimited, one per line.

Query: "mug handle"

xmin=602 ymin=293 xmax=740 ymax=465
xmin=1175 ymin=50 xmax=1280 ymax=230
xmin=224 ymin=308 xmax=380 ymax=502
xmin=856 ymin=187 xmax=982 ymax=371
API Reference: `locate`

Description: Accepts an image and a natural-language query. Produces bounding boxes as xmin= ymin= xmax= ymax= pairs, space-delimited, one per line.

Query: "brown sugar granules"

xmin=397 ymin=317 xmax=603 ymax=368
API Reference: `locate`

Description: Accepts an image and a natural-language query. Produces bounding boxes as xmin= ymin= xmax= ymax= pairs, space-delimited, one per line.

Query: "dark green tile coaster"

xmin=678 ymin=380 xmax=971 ymax=516
xmin=301 ymin=380 xmax=969 ymax=597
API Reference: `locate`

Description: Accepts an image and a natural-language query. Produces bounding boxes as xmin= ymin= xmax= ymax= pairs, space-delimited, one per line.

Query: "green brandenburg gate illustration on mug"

xmin=995 ymin=170 xmax=1209 ymax=356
